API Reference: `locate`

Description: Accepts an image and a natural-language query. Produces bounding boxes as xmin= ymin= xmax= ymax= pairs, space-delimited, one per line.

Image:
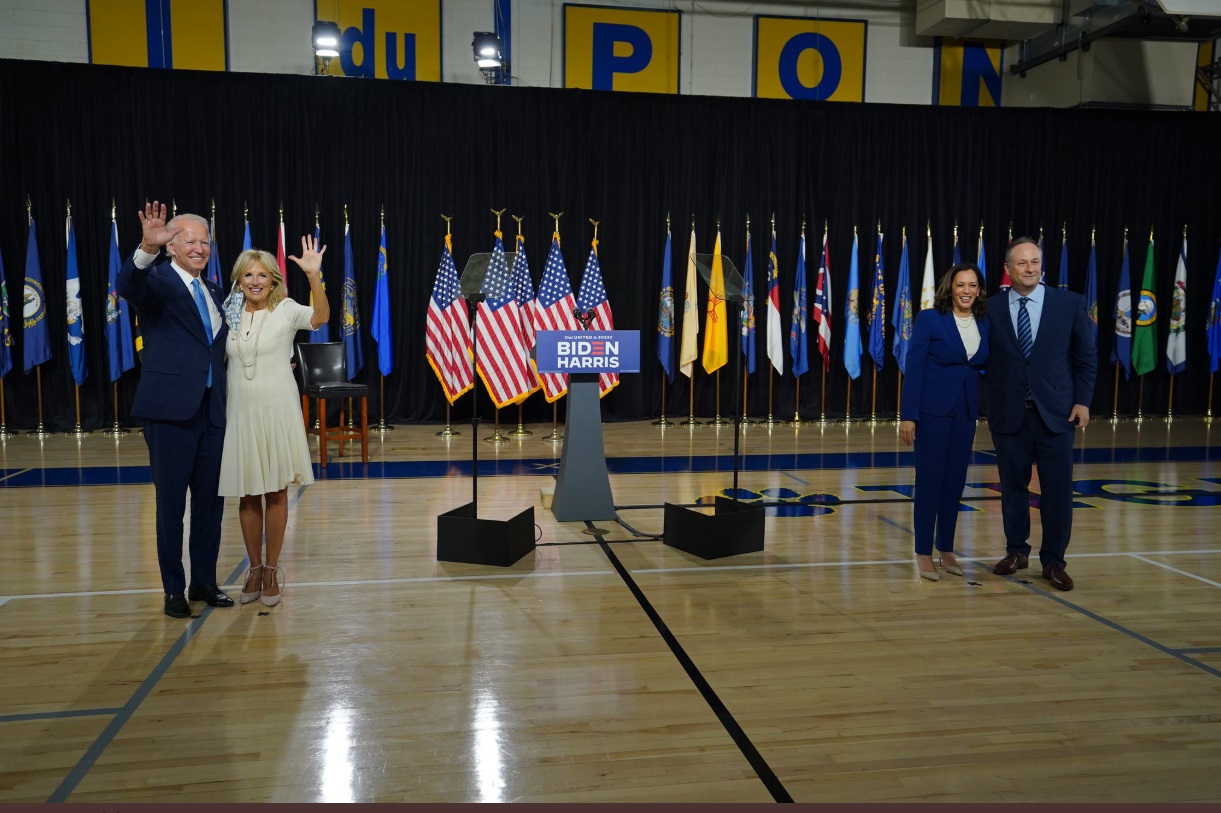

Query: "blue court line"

xmin=5 ymin=444 xmax=1219 ymax=488
xmin=44 ymin=486 xmax=305 ymax=802
xmin=0 ymin=707 xmax=122 ymax=723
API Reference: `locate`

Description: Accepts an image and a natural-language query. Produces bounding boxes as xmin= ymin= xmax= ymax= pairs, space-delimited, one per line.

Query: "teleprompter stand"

xmin=436 ymin=250 xmax=534 ymax=567
xmin=663 ymin=251 xmax=765 ymax=559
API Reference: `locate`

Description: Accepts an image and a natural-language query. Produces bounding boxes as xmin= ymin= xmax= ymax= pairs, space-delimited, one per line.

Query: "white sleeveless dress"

xmin=218 ymin=299 xmax=315 ymax=497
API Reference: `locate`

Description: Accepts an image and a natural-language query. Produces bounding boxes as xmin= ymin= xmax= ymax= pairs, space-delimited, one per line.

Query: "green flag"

xmin=1131 ymin=235 xmax=1158 ymax=376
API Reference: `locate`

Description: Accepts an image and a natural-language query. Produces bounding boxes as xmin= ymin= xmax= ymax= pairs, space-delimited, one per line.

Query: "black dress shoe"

xmin=187 ymin=583 xmax=235 ymax=608
xmin=164 ymin=593 xmax=191 ymax=618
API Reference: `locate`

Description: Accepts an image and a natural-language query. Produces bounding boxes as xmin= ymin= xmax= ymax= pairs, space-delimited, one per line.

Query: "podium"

xmin=661 ymin=252 xmax=765 ymax=559
xmin=534 ymin=328 xmax=641 ymax=522
xmin=550 ymin=373 xmax=616 ymax=521
xmin=436 ymin=249 xmax=534 ymax=567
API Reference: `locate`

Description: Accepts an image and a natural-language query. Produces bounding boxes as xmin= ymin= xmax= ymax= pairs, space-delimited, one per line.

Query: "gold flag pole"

xmin=0 ymin=377 xmax=10 ymax=440
xmin=542 ymin=211 xmax=565 ymax=443
xmin=654 ymin=212 xmax=675 ymax=428
xmin=509 ymin=213 xmax=533 ymax=439
xmin=764 ymin=366 xmax=778 ymax=426
xmin=790 ymin=218 xmax=806 ymax=426
xmin=484 ymin=208 xmax=510 ymax=443
xmin=1111 ymin=227 xmax=1126 ymax=425
xmin=682 ymin=214 xmax=701 ymax=428
xmin=436 ymin=214 xmax=460 ymax=438
xmin=103 ymin=200 xmax=132 ymax=435
xmin=26 ymin=197 xmax=52 ymax=438
xmin=66 ymin=200 xmax=90 ymax=438
xmin=1207 ymin=374 xmax=1215 ymax=424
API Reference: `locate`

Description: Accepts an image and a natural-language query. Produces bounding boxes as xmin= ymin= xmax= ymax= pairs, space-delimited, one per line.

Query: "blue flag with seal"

xmin=657 ymin=226 xmax=675 ymax=383
xmin=309 ymin=223 xmax=330 ymax=343
xmin=1111 ymin=236 xmax=1132 ymax=380
xmin=207 ymin=215 xmax=223 ymax=288
xmin=106 ymin=218 xmax=136 ymax=382
xmin=1084 ymin=236 xmax=1099 ymax=358
xmin=242 ymin=217 xmax=252 ymax=251
xmin=868 ymin=229 xmax=886 ymax=371
xmin=24 ymin=216 xmax=52 ymax=372
xmin=976 ymin=230 xmax=987 ymax=286
xmin=843 ymin=232 xmax=862 ymax=380
xmin=741 ymin=226 xmax=756 ymax=375
xmin=342 ymin=223 xmax=364 ymax=380
xmin=891 ymin=231 xmax=912 ymax=374
xmin=0 ymin=245 xmax=12 ymax=378
xmin=1208 ymin=243 xmax=1221 ymax=375
xmin=789 ymin=231 xmax=809 ymax=379
xmin=65 ymin=211 xmax=87 ymax=385
xmin=370 ymin=223 xmax=393 ymax=376
xmin=1057 ymin=231 xmax=1069 ymax=289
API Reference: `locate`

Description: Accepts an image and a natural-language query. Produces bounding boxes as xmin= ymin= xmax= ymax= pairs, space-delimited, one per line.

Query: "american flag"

xmin=511 ymin=232 xmax=540 ymax=351
xmin=475 ymin=232 xmax=537 ymax=407
xmin=424 ymin=235 xmax=474 ymax=404
xmin=813 ymin=231 xmax=833 ymax=368
xmin=576 ymin=240 xmax=619 ymax=396
xmin=534 ymin=232 xmax=580 ymax=401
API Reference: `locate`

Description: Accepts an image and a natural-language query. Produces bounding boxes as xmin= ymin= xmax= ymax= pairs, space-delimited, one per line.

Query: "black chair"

xmin=295 ymin=342 xmax=368 ymax=467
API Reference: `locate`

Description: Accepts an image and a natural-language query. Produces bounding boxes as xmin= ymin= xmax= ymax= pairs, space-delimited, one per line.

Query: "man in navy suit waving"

xmin=985 ymin=237 xmax=1096 ymax=591
xmin=118 ymin=201 xmax=233 ymax=617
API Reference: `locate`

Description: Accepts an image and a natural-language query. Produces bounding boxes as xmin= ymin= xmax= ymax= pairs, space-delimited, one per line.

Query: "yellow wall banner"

xmin=88 ymin=0 xmax=227 ymax=70
xmin=934 ymin=38 xmax=1003 ymax=107
xmin=753 ymin=16 xmax=866 ymax=102
xmin=317 ymin=0 xmax=441 ymax=80
xmin=564 ymin=4 xmax=680 ymax=93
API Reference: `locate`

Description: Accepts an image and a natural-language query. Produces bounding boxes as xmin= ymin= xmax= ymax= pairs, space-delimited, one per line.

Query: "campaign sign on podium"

xmin=661 ymin=252 xmax=765 ymax=559
xmin=435 ymin=250 xmax=535 ymax=568
xmin=536 ymin=329 xmax=639 ymax=521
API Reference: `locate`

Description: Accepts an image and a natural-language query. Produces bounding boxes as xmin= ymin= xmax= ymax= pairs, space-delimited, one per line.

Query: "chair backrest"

xmin=295 ymin=342 xmax=347 ymax=388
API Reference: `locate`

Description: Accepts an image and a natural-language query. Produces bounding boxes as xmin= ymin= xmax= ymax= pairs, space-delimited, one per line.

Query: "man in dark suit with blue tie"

xmin=985 ymin=237 xmax=1096 ymax=591
xmin=118 ymin=201 xmax=234 ymax=618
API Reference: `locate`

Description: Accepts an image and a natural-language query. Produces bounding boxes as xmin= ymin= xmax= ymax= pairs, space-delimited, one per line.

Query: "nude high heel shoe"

xmin=239 ymin=564 xmax=263 ymax=604
xmin=260 ymin=565 xmax=285 ymax=607
xmin=915 ymin=554 xmax=940 ymax=582
xmin=937 ymin=553 xmax=965 ymax=577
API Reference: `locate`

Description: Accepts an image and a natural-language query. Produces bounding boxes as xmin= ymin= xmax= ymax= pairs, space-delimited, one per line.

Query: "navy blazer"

xmin=900 ymin=309 xmax=989 ymax=422
xmin=117 ymin=255 xmax=228 ymax=424
xmin=983 ymin=286 xmax=1096 ymax=435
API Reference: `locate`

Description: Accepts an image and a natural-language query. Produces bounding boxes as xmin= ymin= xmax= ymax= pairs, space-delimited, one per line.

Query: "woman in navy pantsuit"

xmin=899 ymin=263 xmax=990 ymax=581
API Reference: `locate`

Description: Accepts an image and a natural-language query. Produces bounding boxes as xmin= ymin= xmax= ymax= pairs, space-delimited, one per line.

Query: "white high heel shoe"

xmin=260 ymin=565 xmax=285 ymax=607
xmin=239 ymin=564 xmax=263 ymax=604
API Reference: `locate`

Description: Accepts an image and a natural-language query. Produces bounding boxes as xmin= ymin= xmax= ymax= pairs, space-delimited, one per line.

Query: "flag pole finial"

xmin=666 ymin=211 xmax=671 ymax=230
xmin=111 ymin=198 xmax=116 ymax=221
xmin=512 ymin=214 xmax=524 ymax=236
xmin=1183 ymin=223 xmax=1187 ymax=239
xmin=926 ymin=220 xmax=930 ymax=237
xmin=344 ymin=204 xmax=349 ymax=227
xmin=279 ymin=202 xmax=284 ymax=222
xmin=854 ymin=224 xmax=857 ymax=236
xmin=1123 ymin=225 xmax=1128 ymax=240
xmin=26 ymin=195 xmax=32 ymax=223
xmin=172 ymin=199 xmax=177 ymax=217
xmin=877 ymin=220 xmax=881 ymax=235
xmin=380 ymin=205 xmax=385 ymax=228
xmin=746 ymin=213 xmax=751 ymax=229
xmin=1148 ymin=225 xmax=1153 ymax=241
xmin=491 ymin=208 xmax=506 ymax=231
xmin=953 ymin=221 xmax=958 ymax=240
xmin=441 ymin=214 xmax=452 ymax=237
xmin=243 ymin=201 xmax=248 ymax=220
xmin=1091 ymin=225 xmax=1096 ymax=243
xmin=315 ymin=204 xmax=320 ymax=228
xmin=548 ymin=211 xmax=562 ymax=234
xmin=902 ymin=224 xmax=906 ymax=239
xmin=588 ymin=217 xmax=599 ymax=243
xmin=211 ymin=198 xmax=216 ymax=220
xmin=66 ymin=198 xmax=71 ymax=218
xmin=979 ymin=221 xmax=984 ymax=238
xmin=825 ymin=219 xmax=829 ymax=237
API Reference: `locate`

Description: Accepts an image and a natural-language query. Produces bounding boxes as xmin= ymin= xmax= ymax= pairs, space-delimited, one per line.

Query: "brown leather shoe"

xmin=992 ymin=551 xmax=1029 ymax=575
xmin=1042 ymin=563 xmax=1074 ymax=591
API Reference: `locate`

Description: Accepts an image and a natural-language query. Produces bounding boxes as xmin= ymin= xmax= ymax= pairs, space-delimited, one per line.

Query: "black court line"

xmin=590 ymin=522 xmax=794 ymax=803
xmin=46 ymin=485 xmax=306 ymax=802
xmin=1177 ymin=647 xmax=1221 ymax=655
xmin=994 ymin=570 xmax=1221 ymax=680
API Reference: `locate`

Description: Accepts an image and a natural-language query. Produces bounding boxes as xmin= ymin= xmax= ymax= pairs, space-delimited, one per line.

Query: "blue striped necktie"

xmin=1017 ymin=296 xmax=1033 ymax=358
xmin=191 ymin=278 xmax=214 ymax=387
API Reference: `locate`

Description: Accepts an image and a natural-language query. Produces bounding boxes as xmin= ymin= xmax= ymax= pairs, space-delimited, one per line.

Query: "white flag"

xmin=1166 ymin=235 xmax=1187 ymax=375
xmin=679 ymin=227 xmax=699 ymax=378
xmin=920 ymin=232 xmax=935 ymax=310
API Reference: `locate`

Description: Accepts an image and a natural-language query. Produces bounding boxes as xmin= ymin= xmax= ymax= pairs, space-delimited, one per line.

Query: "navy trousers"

xmin=990 ymin=405 xmax=1076 ymax=567
xmin=912 ymin=399 xmax=977 ymax=556
xmin=143 ymin=389 xmax=225 ymax=595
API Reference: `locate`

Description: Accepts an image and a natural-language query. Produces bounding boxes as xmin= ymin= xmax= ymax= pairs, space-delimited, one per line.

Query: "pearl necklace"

xmin=953 ymin=310 xmax=974 ymax=326
xmin=236 ymin=308 xmax=268 ymax=380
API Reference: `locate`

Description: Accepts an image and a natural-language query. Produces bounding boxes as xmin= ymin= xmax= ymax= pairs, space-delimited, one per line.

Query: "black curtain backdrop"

xmin=2 ymin=57 xmax=1220 ymax=431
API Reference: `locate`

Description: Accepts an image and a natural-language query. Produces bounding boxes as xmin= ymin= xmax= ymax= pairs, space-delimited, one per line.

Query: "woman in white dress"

xmin=218 ymin=237 xmax=329 ymax=607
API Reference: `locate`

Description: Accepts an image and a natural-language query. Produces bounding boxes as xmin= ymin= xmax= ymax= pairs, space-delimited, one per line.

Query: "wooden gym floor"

xmin=0 ymin=415 xmax=1219 ymax=803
